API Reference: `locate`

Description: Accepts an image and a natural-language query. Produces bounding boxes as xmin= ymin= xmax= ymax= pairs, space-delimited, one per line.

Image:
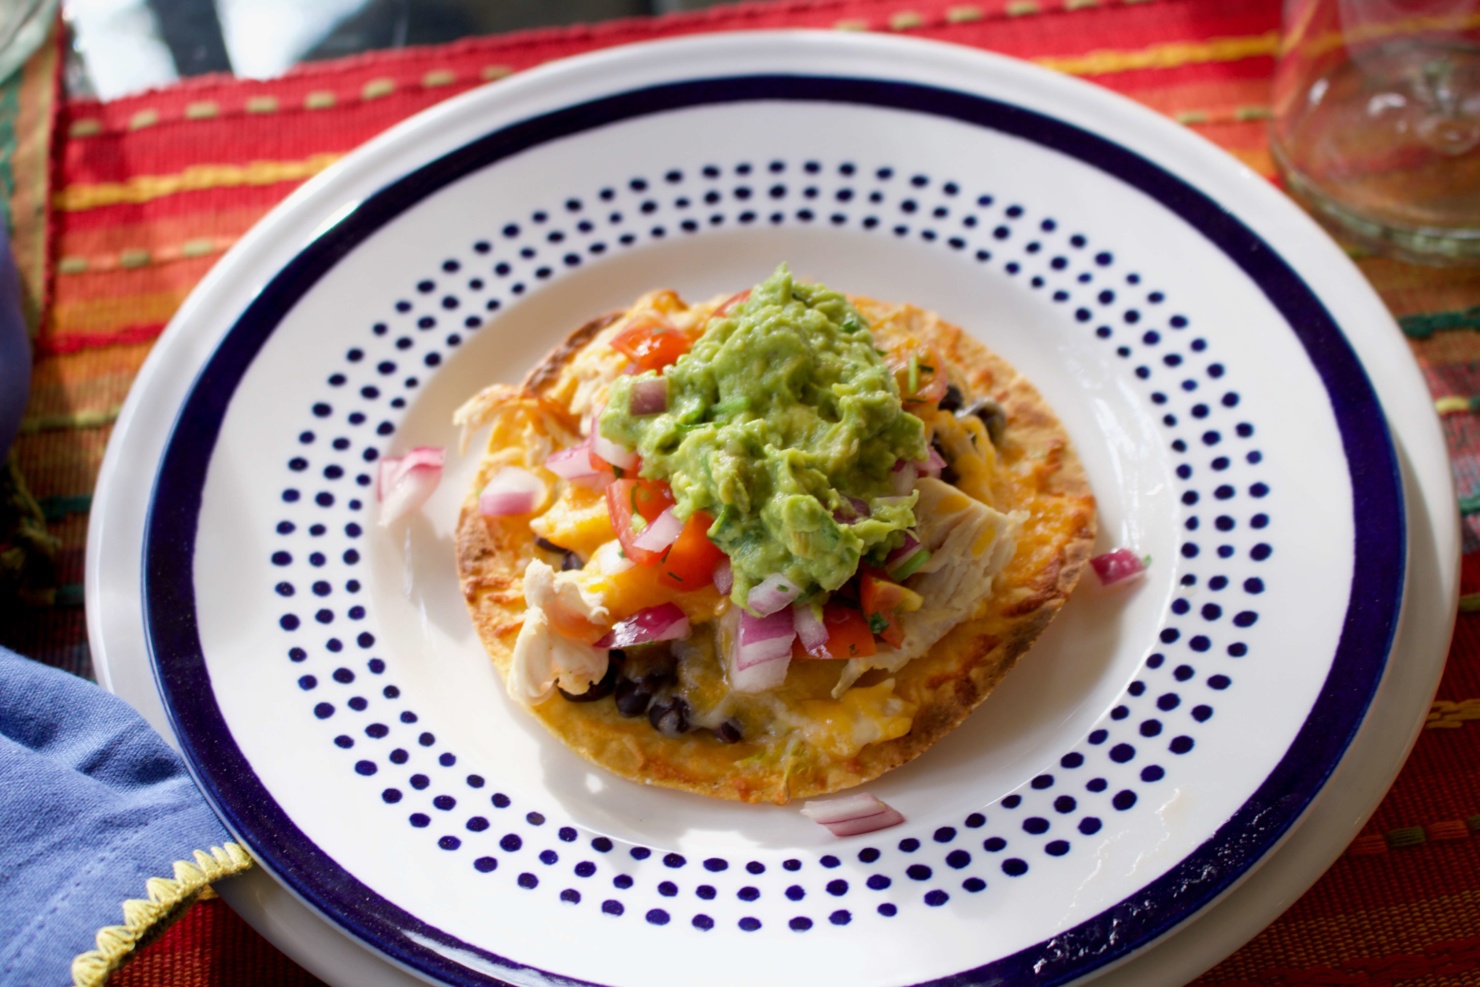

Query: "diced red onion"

xmin=478 ymin=466 xmax=545 ymax=517
xmin=730 ymin=656 xmax=789 ymax=693
xmin=545 ymin=441 xmax=602 ymax=482
xmin=376 ymin=447 xmax=444 ymax=526
xmin=729 ymin=608 xmax=794 ymax=693
xmin=890 ymin=459 xmax=918 ymax=496
xmin=800 ymin=792 xmax=906 ymax=837
xmin=1091 ymin=548 xmax=1147 ymax=587
xmin=713 ymin=558 xmax=733 ymax=595
xmin=632 ymin=506 xmax=683 ymax=554
xmin=794 ymin=604 xmax=828 ymax=652
xmin=588 ymin=406 xmax=638 ymax=470
xmin=886 ymin=532 xmax=930 ymax=581
xmin=594 ymin=603 xmax=689 ymax=649
xmin=591 ymin=429 xmax=637 ymax=471
xmin=832 ymin=496 xmax=872 ymax=524
xmin=885 ymin=533 xmax=921 ymax=568
xmin=747 ymin=573 xmax=801 ymax=617
xmin=918 ymin=445 xmax=947 ymax=479
xmin=630 ymin=377 xmax=669 ymax=416
xmin=736 ymin=608 xmax=795 ymax=665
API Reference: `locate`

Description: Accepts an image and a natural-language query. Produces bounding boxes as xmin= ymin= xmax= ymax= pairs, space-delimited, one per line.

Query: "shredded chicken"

xmin=832 ymin=477 xmax=1023 ymax=696
xmin=507 ymin=560 xmax=611 ymax=704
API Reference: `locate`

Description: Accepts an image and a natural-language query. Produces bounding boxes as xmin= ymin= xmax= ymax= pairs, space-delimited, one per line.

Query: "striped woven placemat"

xmin=5 ymin=0 xmax=1476 ymax=982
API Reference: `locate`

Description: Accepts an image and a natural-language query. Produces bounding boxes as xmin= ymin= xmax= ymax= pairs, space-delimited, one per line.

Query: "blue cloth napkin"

xmin=0 ymin=644 xmax=249 ymax=986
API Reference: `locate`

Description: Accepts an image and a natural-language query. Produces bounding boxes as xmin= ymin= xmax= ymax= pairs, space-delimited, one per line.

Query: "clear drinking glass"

xmin=1271 ymin=0 xmax=1480 ymax=262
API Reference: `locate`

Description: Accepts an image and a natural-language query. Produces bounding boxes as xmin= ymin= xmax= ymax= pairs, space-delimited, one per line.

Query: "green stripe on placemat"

xmin=0 ymin=62 xmax=18 ymax=233
xmin=1402 ymin=307 xmax=1480 ymax=339
xmin=17 ymin=405 xmax=121 ymax=434
xmin=1459 ymin=593 xmax=1480 ymax=614
xmin=1386 ymin=825 xmax=1429 ymax=848
xmin=39 ymin=493 xmax=91 ymax=521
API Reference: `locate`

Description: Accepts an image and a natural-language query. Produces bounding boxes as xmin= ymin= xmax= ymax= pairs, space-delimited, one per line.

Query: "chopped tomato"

xmin=860 ymin=572 xmax=923 ymax=616
xmin=872 ymin=610 xmax=905 ymax=648
xmin=795 ymin=603 xmax=878 ymax=660
xmin=860 ymin=571 xmax=918 ymax=648
xmin=605 ymin=478 xmax=675 ymax=566
xmin=610 ymin=317 xmax=694 ymax=374
xmin=713 ymin=289 xmax=750 ymax=318
xmin=658 ymin=511 xmax=726 ymax=589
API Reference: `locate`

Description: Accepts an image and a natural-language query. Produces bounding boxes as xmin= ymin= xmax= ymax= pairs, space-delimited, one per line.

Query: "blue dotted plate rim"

xmin=141 ymin=74 xmax=1405 ymax=987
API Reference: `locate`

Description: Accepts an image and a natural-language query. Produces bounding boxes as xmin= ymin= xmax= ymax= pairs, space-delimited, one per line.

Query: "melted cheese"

xmin=529 ymin=485 xmax=616 ymax=558
xmin=786 ymin=680 xmax=916 ymax=758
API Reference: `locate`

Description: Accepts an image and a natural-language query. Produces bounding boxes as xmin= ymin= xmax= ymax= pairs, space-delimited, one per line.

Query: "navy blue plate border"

xmin=143 ymin=74 xmax=1405 ymax=987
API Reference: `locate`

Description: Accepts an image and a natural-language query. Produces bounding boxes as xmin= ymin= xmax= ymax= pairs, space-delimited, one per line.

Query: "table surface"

xmin=6 ymin=0 xmax=1480 ymax=985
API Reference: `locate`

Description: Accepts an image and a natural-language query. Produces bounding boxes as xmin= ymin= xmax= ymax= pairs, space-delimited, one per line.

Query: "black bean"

xmin=714 ymin=719 xmax=743 ymax=744
xmin=558 ymin=658 xmax=619 ymax=703
xmin=648 ymin=696 xmax=691 ymax=737
xmin=932 ymin=437 xmax=960 ymax=486
xmin=534 ymin=536 xmax=568 ymax=554
xmin=623 ymin=643 xmax=676 ymax=684
xmin=962 ymin=397 xmax=1007 ymax=446
xmin=614 ymin=678 xmax=653 ymax=717
xmin=938 ymin=383 xmax=964 ymax=413
xmin=561 ymin=551 xmax=584 ymax=571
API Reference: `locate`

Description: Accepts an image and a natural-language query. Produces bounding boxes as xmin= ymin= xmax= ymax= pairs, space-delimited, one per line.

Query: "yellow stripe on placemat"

xmin=1427 ymin=698 xmax=1480 ymax=728
xmin=54 ymin=154 xmax=342 ymax=212
xmin=1035 ymin=31 xmax=1280 ymax=75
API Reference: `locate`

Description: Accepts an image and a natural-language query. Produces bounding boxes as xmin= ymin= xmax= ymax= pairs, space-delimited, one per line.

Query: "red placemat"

xmin=7 ymin=0 xmax=1478 ymax=983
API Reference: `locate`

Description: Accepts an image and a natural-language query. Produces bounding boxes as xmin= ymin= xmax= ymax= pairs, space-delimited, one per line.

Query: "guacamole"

xmin=600 ymin=265 xmax=927 ymax=605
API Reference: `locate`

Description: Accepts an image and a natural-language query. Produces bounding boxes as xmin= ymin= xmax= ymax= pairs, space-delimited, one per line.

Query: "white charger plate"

xmin=86 ymin=32 xmax=1457 ymax=987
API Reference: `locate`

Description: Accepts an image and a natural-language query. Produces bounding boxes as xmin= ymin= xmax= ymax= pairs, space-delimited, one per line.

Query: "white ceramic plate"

xmin=87 ymin=32 xmax=1456 ymax=987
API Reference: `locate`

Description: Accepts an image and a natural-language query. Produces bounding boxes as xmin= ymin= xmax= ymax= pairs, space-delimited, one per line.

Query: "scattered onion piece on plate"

xmin=800 ymin=792 xmax=906 ymax=837
xmin=479 ymin=466 xmax=546 ymax=518
xmin=376 ymin=446 xmax=444 ymax=526
xmin=1089 ymin=548 xmax=1147 ymax=588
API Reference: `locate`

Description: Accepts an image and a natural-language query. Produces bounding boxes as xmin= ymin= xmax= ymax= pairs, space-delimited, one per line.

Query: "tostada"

xmin=453 ymin=265 xmax=1095 ymax=804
